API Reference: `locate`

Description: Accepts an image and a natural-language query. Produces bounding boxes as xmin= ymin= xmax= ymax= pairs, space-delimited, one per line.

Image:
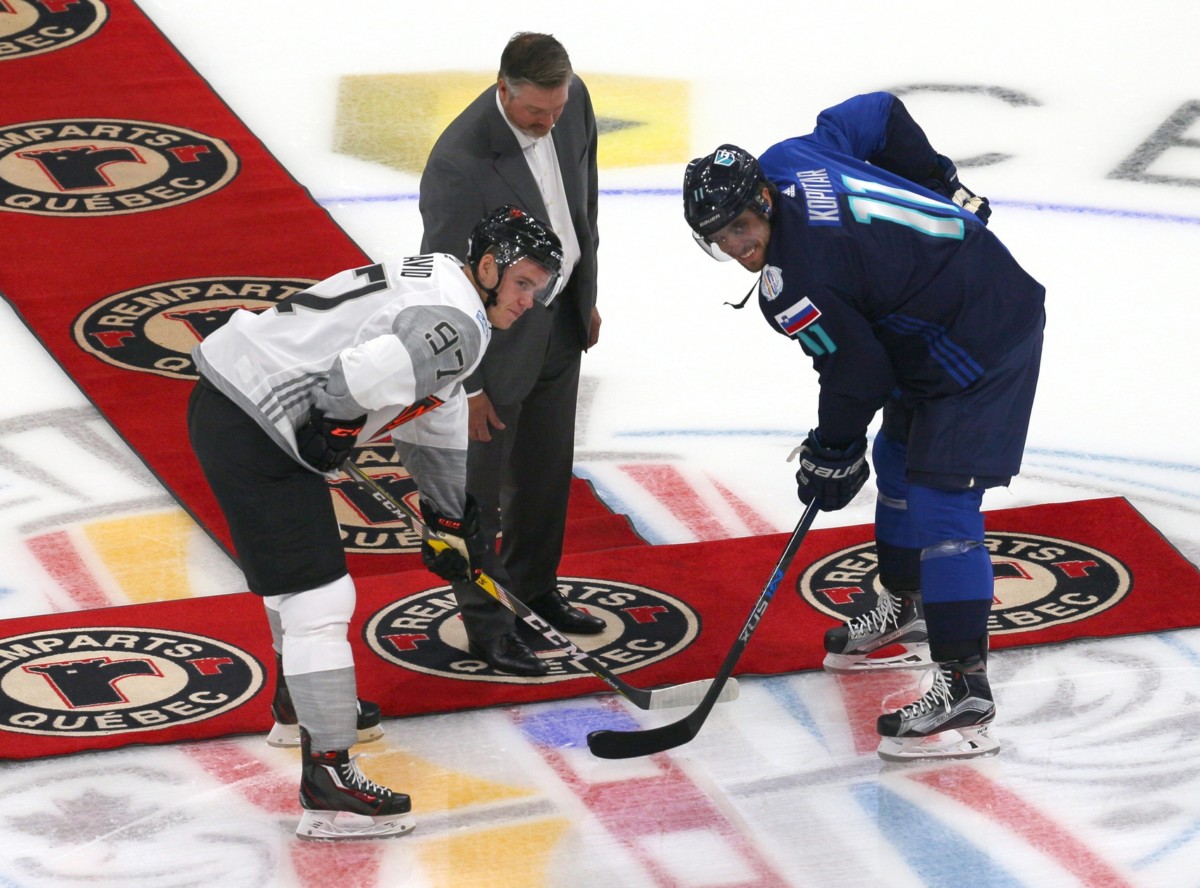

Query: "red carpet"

xmin=0 ymin=0 xmax=370 ymax=559
xmin=0 ymin=0 xmax=636 ymax=569
xmin=0 ymin=496 xmax=1196 ymax=760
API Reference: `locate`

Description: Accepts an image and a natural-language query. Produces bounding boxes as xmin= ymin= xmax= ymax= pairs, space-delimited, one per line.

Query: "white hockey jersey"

xmin=193 ymin=253 xmax=490 ymax=512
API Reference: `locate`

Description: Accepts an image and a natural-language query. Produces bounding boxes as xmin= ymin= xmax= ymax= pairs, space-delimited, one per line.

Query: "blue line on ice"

xmin=315 ymin=189 xmax=1200 ymax=228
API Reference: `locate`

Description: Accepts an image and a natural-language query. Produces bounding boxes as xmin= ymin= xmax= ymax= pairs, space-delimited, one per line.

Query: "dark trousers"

xmin=451 ymin=308 xmax=583 ymax=641
xmin=881 ymin=315 xmax=1045 ymax=490
xmin=187 ymin=378 xmax=347 ymax=596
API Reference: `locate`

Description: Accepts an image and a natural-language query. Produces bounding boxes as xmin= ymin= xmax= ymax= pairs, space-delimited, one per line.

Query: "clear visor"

xmin=495 ymin=251 xmax=563 ymax=305
xmin=691 ymin=229 xmax=735 ymax=262
xmin=533 ymin=268 xmax=564 ymax=305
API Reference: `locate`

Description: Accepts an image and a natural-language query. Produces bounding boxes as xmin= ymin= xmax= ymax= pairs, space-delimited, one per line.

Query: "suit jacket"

xmin=419 ymin=76 xmax=599 ymax=403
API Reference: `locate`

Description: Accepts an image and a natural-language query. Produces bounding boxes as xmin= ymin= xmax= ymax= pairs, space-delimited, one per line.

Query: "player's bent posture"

xmin=683 ymin=92 xmax=1045 ymax=761
xmin=187 ymin=207 xmax=562 ymax=839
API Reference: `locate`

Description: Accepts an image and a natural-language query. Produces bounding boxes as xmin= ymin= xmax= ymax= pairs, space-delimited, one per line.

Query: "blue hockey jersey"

xmin=757 ymin=92 xmax=1045 ymax=445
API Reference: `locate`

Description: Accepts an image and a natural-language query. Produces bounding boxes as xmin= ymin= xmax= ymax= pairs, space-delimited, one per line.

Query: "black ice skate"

xmin=266 ymin=654 xmax=384 ymax=748
xmin=875 ymin=657 xmax=998 ymax=762
xmin=297 ymin=728 xmax=414 ymax=841
xmin=822 ymin=588 xmax=932 ymax=673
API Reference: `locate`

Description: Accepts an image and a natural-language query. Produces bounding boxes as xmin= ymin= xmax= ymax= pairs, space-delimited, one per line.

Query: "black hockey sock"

xmin=924 ymin=599 xmax=992 ymax=663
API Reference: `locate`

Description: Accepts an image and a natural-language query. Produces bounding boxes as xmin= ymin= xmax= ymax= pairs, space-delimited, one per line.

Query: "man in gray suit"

xmin=419 ymin=32 xmax=603 ymax=675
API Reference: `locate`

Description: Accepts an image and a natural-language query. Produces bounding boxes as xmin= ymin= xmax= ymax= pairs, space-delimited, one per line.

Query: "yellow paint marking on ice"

xmin=333 ymin=71 xmax=689 ymax=175
xmin=334 ymin=71 xmax=491 ymax=176
xmin=354 ymin=747 xmax=534 ymax=813
xmin=416 ymin=818 xmax=571 ymax=887
xmin=586 ymin=72 xmax=690 ymax=168
xmin=82 ymin=510 xmax=198 ymax=603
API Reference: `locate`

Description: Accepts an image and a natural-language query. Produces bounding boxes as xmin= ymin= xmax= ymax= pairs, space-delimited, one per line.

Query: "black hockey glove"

xmin=929 ymin=154 xmax=991 ymax=225
xmin=295 ymin=406 xmax=366 ymax=473
xmin=792 ymin=431 xmax=869 ymax=512
xmin=420 ymin=495 xmax=491 ymax=583
xmin=952 ymin=182 xmax=990 ymax=225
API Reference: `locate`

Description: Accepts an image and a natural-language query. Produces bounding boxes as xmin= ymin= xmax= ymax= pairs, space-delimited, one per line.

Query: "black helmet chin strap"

xmin=473 ymin=257 xmax=503 ymax=307
xmin=724 ymin=196 xmax=771 ymax=309
xmin=725 ymin=275 xmax=760 ymax=310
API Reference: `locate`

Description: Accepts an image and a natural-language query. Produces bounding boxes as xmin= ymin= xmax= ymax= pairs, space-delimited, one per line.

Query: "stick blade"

xmin=586 ymin=718 xmax=698 ymax=759
xmin=646 ymin=677 xmax=739 ymax=711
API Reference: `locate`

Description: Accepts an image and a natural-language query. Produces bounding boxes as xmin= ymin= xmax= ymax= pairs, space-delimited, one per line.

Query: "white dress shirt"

xmin=496 ymin=90 xmax=581 ymax=299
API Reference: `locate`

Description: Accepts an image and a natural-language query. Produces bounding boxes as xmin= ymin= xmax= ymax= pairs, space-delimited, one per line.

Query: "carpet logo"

xmin=0 ymin=627 xmax=263 ymax=737
xmin=0 ymin=0 xmax=107 ymax=60
xmin=798 ymin=531 xmax=1132 ymax=635
xmin=73 ymin=276 xmax=315 ymax=378
xmin=334 ymin=445 xmax=422 ymax=554
xmin=365 ymin=578 xmax=701 ymax=684
xmin=0 ymin=118 xmax=238 ymax=216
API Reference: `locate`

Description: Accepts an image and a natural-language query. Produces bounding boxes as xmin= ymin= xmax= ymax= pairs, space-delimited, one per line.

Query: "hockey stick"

xmin=340 ymin=461 xmax=738 ymax=710
xmin=586 ymin=499 xmax=820 ymax=759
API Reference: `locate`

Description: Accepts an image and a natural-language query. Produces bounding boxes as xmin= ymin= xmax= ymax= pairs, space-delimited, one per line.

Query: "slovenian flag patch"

xmin=774 ymin=297 xmax=821 ymax=336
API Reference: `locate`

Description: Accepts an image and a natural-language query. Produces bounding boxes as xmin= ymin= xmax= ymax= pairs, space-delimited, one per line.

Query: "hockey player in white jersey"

xmin=187 ymin=206 xmax=562 ymax=840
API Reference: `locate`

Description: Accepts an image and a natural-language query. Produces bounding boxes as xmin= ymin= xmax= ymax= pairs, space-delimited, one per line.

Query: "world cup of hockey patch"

xmin=775 ymin=297 xmax=821 ymax=336
xmin=760 ymin=265 xmax=784 ymax=301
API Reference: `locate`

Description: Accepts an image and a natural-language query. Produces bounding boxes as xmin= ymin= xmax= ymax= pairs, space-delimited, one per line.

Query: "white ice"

xmin=1 ymin=1 xmax=1198 ymax=886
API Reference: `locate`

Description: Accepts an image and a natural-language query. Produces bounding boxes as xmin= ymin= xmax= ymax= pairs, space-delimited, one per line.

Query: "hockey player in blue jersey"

xmin=683 ymin=92 xmax=1045 ymax=761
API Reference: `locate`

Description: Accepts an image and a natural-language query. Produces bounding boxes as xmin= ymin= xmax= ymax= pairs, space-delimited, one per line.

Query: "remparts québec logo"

xmin=365 ymin=578 xmax=700 ymax=684
xmin=0 ymin=118 xmax=238 ymax=216
xmin=0 ymin=627 xmax=263 ymax=737
xmin=333 ymin=445 xmax=423 ymax=555
xmin=0 ymin=0 xmax=107 ymax=60
xmin=73 ymin=276 xmax=315 ymax=378
xmin=798 ymin=532 xmax=1132 ymax=635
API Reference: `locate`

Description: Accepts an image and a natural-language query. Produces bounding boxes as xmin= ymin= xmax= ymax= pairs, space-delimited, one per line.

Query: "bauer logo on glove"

xmin=789 ymin=430 xmax=870 ymax=511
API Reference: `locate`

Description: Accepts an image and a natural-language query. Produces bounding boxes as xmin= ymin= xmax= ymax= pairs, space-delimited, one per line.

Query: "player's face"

xmin=498 ymin=79 xmax=569 ymax=138
xmin=708 ymin=205 xmax=772 ymax=272
xmin=486 ymin=257 xmax=550 ymax=329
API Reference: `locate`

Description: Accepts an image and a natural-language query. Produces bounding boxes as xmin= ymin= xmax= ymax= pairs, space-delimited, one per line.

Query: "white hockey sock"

xmin=275 ymin=575 xmax=359 ymax=751
xmin=262 ymin=594 xmax=284 ymax=655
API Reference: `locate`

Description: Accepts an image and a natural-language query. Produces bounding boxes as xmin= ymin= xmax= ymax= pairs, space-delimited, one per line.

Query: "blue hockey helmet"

xmin=467 ymin=205 xmax=564 ymax=305
xmin=683 ymin=144 xmax=770 ymax=260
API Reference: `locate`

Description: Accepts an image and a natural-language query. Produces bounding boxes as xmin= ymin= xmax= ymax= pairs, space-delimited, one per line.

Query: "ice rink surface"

xmin=1 ymin=1 xmax=1199 ymax=885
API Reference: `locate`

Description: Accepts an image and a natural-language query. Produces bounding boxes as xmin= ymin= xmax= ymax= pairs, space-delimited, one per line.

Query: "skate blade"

xmin=266 ymin=722 xmax=385 ymax=749
xmin=822 ymin=643 xmax=933 ymax=675
xmin=296 ymin=809 xmax=415 ymax=841
xmin=876 ymin=726 xmax=999 ymax=762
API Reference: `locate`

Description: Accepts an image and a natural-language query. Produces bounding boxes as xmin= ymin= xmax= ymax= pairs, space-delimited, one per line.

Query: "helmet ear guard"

xmin=683 ymin=144 xmax=770 ymax=261
xmin=467 ymin=205 xmax=564 ymax=305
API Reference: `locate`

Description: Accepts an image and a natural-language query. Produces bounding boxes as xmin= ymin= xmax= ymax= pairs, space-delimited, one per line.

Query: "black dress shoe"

xmin=530 ymin=590 xmax=605 ymax=635
xmin=468 ymin=633 xmax=549 ymax=677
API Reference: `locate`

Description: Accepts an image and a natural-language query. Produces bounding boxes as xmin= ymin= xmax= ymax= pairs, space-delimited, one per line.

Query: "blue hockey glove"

xmin=420 ymin=495 xmax=490 ymax=582
xmin=295 ymin=407 xmax=366 ymax=472
xmin=792 ymin=431 xmax=869 ymax=511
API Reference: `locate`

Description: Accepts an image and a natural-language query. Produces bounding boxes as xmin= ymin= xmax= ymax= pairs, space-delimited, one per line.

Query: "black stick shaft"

xmin=586 ymin=500 xmax=820 ymax=759
xmin=340 ymin=461 xmax=730 ymax=710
